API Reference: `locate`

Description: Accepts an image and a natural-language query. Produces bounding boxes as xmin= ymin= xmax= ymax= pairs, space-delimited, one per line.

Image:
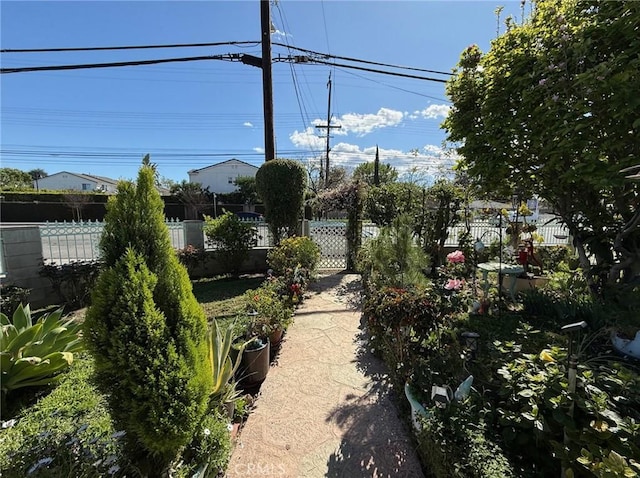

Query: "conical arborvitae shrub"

xmin=84 ymin=164 xmax=212 ymax=469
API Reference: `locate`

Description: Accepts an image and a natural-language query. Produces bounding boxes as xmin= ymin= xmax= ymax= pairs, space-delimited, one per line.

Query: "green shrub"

xmin=267 ymin=236 xmax=320 ymax=276
xmin=255 ymin=159 xmax=307 ymax=244
xmin=39 ymin=260 xmax=101 ymax=309
xmin=417 ymin=406 xmax=516 ymax=478
xmin=0 ymin=284 xmax=30 ymax=317
xmin=0 ymin=354 xmax=127 ymax=478
xmin=203 ymin=211 xmax=257 ymax=276
xmin=84 ymin=163 xmax=212 ymax=471
xmin=181 ymin=411 xmax=231 ymax=477
xmin=362 ymin=214 xmax=428 ymax=288
xmin=176 ymin=244 xmax=208 ymax=277
xmin=1 ymin=304 xmax=83 ymax=409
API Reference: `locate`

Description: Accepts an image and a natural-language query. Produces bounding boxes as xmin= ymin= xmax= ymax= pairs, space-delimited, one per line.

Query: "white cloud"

xmin=271 ymin=29 xmax=292 ymax=39
xmin=243 ymin=122 xmax=253 ymax=127
xmin=310 ymin=142 xmax=458 ymax=185
xmin=336 ymin=107 xmax=405 ymax=136
xmin=418 ymin=104 xmax=451 ymax=119
xmin=253 ymin=147 xmax=264 ymax=153
xmin=332 ymin=142 xmax=361 ymax=153
xmin=289 ymin=127 xmax=325 ymax=150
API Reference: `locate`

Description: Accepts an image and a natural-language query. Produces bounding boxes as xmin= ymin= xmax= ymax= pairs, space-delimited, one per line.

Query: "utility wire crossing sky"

xmin=0 ymin=1 xmax=525 ymax=184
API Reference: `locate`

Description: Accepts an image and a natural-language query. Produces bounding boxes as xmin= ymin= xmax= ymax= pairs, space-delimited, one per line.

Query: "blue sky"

xmin=1 ymin=1 xmax=524 ymax=184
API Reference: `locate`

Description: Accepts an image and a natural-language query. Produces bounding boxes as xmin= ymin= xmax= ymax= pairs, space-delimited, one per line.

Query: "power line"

xmin=272 ymin=42 xmax=452 ymax=76
xmin=0 ymin=54 xmax=237 ymax=74
xmin=336 ymin=66 xmax=450 ymax=102
xmin=292 ymin=58 xmax=448 ymax=83
xmin=1 ymin=39 xmax=452 ymax=77
xmin=2 ymin=52 xmax=448 ymax=84
xmin=0 ymin=40 xmax=260 ymax=53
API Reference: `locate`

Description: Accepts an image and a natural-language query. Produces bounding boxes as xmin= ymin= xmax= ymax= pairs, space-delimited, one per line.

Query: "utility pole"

xmin=260 ymin=0 xmax=275 ymax=162
xmin=315 ymin=72 xmax=341 ymax=187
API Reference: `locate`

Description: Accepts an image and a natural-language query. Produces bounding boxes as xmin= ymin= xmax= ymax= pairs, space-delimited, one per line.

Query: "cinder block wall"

xmin=1 ymin=225 xmax=52 ymax=308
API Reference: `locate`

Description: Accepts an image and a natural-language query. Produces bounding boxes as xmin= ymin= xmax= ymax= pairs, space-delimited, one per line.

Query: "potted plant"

xmin=244 ymin=284 xmax=294 ymax=349
xmin=239 ymin=335 xmax=270 ymax=387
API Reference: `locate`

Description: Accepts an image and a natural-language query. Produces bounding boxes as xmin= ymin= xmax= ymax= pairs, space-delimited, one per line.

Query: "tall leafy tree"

xmin=443 ymin=0 xmax=640 ymax=288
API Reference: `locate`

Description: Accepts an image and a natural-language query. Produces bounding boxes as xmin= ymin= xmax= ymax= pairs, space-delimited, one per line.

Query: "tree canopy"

xmin=352 ymin=161 xmax=398 ymax=186
xmin=443 ymin=0 xmax=640 ymax=287
xmin=0 ymin=168 xmax=33 ymax=191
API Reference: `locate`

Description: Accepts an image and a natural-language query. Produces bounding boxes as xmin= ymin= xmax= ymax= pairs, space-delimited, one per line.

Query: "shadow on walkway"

xmin=324 ymin=299 xmax=423 ymax=477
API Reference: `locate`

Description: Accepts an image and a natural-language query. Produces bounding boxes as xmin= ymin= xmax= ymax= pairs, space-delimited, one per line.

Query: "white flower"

xmin=227 ymin=423 xmax=234 ymax=432
xmin=203 ymin=428 xmax=211 ymax=436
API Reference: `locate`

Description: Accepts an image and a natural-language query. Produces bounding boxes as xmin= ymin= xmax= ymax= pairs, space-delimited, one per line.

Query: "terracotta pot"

xmin=269 ymin=327 xmax=284 ymax=348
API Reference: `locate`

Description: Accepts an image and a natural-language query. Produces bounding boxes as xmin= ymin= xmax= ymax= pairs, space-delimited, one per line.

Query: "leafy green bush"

xmin=203 ymin=211 xmax=257 ymax=276
xmin=267 ymin=236 xmax=320 ymax=276
xmin=39 ymin=260 xmax=101 ymax=309
xmin=1 ymin=304 xmax=83 ymax=408
xmin=0 ymin=354 xmax=127 ymax=478
xmin=255 ymin=159 xmax=307 ymax=244
xmin=85 ymin=163 xmax=212 ymax=471
xmin=492 ymin=343 xmax=640 ymax=477
xmin=176 ymin=244 xmax=208 ymax=277
xmin=417 ymin=404 xmax=516 ymax=478
xmin=0 ymin=284 xmax=30 ymax=317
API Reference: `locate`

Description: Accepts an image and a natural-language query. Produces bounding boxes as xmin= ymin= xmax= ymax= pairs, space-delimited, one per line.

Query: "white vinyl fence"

xmin=40 ymin=219 xmax=185 ymax=264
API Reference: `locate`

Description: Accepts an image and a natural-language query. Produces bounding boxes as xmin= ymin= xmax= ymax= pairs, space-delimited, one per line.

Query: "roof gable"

xmin=188 ymin=158 xmax=259 ymax=174
xmin=43 ymin=171 xmax=118 ymax=184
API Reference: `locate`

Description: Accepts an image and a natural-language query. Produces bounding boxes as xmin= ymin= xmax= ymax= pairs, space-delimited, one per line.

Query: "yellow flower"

xmin=539 ymin=349 xmax=555 ymax=362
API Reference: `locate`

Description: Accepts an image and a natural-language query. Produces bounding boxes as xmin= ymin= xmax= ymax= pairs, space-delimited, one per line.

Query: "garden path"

xmin=226 ymin=272 xmax=424 ymax=478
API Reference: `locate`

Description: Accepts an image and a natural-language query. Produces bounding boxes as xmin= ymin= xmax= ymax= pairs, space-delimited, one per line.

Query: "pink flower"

xmin=445 ymin=279 xmax=464 ymax=291
xmin=446 ymin=250 xmax=465 ymax=264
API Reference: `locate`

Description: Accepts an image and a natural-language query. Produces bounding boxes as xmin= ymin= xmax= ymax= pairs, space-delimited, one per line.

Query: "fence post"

xmin=299 ymin=219 xmax=310 ymax=237
xmin=183 ymin=220 xmax=205 ymax=249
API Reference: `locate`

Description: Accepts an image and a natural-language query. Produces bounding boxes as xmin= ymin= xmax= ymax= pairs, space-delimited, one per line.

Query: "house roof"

xmin=44 ymin=171 xmax=119 ymax=185
xmin=188 ymin=158 xmax=259 ymax=174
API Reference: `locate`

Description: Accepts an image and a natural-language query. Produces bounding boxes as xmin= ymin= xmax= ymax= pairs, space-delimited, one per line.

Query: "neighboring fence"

xmin=38 ymin=217 xmax=571 ymax=267
xmin=40 ymin=219 xmax=185 ymax=264
xmin=445 ymin=218 xmax=570 ymax=247
xmin=309 ymin=221 xmax=348 ymax=269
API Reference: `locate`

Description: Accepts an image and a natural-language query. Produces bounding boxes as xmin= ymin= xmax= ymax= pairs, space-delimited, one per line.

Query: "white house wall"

xmin=36 ymin=173 xmax=117 ymax=193
xmin=37 ymin=173 xmax=98 ymax=191
xmin=188 ymin=162 xmax=258 ymax=193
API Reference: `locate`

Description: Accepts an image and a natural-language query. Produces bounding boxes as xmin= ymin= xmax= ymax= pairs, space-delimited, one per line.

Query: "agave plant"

xmin=208 ymin=319 xmax=245 ymax=404
xmin=1 ymin=304 xmax=83 ymax=400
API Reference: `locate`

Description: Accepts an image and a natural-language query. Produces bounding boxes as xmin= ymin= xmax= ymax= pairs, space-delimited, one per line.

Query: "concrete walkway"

xmin=226 ymin=273 xmax=424 ymax=478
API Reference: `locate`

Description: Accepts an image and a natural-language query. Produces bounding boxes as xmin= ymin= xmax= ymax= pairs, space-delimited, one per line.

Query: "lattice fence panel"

xmin=309 ymin=221 xmax=348 ymax=269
